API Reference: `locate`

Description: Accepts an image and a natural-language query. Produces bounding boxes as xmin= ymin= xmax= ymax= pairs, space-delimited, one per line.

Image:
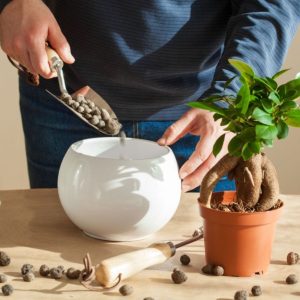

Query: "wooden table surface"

xmin=0 ymin=189 xmax=299 ymax=299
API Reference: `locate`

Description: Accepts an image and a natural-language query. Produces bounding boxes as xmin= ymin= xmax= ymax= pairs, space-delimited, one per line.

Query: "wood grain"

xmin=0 ymin=189 xmax=298 ymax=299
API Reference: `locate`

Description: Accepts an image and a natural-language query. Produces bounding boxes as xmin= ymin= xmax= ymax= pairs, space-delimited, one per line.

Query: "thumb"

xmin=48 ymin=21 xmax=75 ymax=64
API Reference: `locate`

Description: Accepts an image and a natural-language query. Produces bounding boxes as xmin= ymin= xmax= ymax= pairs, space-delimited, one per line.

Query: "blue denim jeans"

xmin=19 ymin=77 xmax=235 ymax=190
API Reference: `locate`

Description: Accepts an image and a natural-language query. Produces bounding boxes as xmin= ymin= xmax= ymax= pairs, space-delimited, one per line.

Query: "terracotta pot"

xmin=199 ymin=191 xmax=283 ymax=276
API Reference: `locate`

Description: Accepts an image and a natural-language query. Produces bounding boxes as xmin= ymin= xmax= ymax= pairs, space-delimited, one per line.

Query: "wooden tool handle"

xmin=95 ymin=242 xmax=175 ymax=288
xmin=45 ymin=45 xmax=63 ymax=70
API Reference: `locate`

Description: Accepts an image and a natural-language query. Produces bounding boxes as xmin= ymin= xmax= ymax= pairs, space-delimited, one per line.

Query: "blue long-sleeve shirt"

xmin=1 ymin=0 xmax=300 ymax=120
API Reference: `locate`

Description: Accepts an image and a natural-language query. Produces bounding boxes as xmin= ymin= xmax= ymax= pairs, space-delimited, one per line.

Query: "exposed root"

xmin=199 ymin=154 xmax=240 ymax=207
xmin=199 ymin=152 xmax=280 ymax=212
xmin=234 ymin=154 xmax=263 ymax=209
xmin=244 ymin=167 xmax=255 ymax=187
xmin=255 ymin=154 xmax=279 ymax=211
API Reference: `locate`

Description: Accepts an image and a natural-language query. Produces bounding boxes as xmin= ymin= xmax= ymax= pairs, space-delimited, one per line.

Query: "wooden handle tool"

xmin=94 ymin=229 xmax=204 ymax=288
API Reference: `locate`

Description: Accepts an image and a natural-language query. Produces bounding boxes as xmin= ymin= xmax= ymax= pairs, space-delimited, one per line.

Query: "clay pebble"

xmin=171 ymin=268 xmax=187 ymax=284
xmin=251 ymin=285 xmax=262 ymax=296
xmin=90 ymin=115 xmax=100 ymax=125
xmin=50 ymin=267 xmax=63 ymax=279
xmin=287 ymin=252 xmax=299 ymax=265
xmin=212 ymin=265 xmax=224 ymax=276
xmin=1 ymin=284 xmax=13 ymax=296
xmin=0 ymin=274 xmax=7 ymax=283
xmin=59 ymin=93 xmax=121 ymax=134
xmin=66 ymin=268 xmax=81 ymax=280
xmin=21 ymin=264 xmax=34 ymax=275
xmin=119 ymin=284 xmax=133 ymax=296
xmin=234 ymin=290 xmax=248 ymax=300
xmin=201 ymin=264 xmax=214 ymax=275
xmin=39 ymin=264 xmax=50 ymax=277
xmin=180 ymin=254 xmax=191 ymax=266
xmin=0 ymin=251 xmax=10 ymax=266
xmin=23 ymin=272 xmax=35 ymax=282
xmin=286 ymin=274 xmax=298 ymax=284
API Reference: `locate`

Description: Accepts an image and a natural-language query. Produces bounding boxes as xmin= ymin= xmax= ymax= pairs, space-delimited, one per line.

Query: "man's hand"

xmin=157 ymin=108 xmax=234 ymax=192
xmin=0 ymin=0 xmax=74 ymax=78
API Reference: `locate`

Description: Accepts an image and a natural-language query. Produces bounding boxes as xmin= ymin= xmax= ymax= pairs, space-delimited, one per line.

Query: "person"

xmin=0 ymin=0 xmax=299 ymax=190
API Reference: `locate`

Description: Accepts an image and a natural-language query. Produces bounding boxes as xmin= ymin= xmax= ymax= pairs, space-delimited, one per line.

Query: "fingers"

xmin=28 ymin=38 xmax=54 ymax=78
xmin=179 ymin=132 xmax=216 ymax=179
xmin=181 ymin=132 xmax=234 ymax=192
xmin=157 ymin=113 xmax=193 ymax=146
xmin=8 ymin=48 xmax=36 ymax=75
xmin=181 ymin=153 xmax=216 ymax=192
xmin=25 ymin=50 xmax=37 ymax=75
xmin=48 ymin=21 xmax=75 ymax=64
xmin=0 ymin=0 xmax=74 ymax=78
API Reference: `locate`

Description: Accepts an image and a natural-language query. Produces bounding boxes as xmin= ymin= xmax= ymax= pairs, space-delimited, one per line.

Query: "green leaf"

xmin=254 ymin=76 xmax=276 ymax=91
xmin=268 ymin=91 xmax=280 ymax=104
xmin=265 ymin=77 xmax=278 ymax=90
xmin=255 ymin=124 xmax=278 ymax=140
xmin=213 ymin=134 xmax=226 ymax=157
xmin=224 ymin=76 xmax=237 ymax=90
xmin=225 ymin=121 xmax=241 ymax=132
xmin=263 ymin=139 xmax=274 ymax=147
xmin=228 ymin=135 xmax=243 ymax=156
xmin=239 ymin=127 xmax=256 ymax=141
xmin=228 ymin=59 xmax=255 ymax=77
xmin=278 ymin=78 xmax=300 ymax=101
xmin=272 ymin=68 xmax=290 ymax=80
xmin=285 ymin=109 xmax=300 ymax=127
xmin=296 ymin=72 xmax=300 ymax=79
xmin=252 ymin=107 xmax=273 ymax=125
xmin=201 ymin=95 xmax=223 ymax=103
xmin=248 ymin=141 xmax=261 ymax=154
xmin=260 ymin=98 xmax=273 ymax=113
xmin=280 ymin=100 xmax=297 ymax=111
xmin=188 ymin=102 xmax=226 ymax=116
xmin=241 ymin=143 xmax=254 ymax=161
xmin=213 ymin=114 xmax=223 ymax=121
xmin=277 ymin=120 xmax=289 ymax=139
xmin=236 ymin=78 xmax=251 ymax=114
xmin=220 ymin=118 xmax=230 ymax=126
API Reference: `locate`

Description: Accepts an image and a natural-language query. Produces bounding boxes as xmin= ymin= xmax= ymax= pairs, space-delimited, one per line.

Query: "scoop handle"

xmin=95 ymin=242 xmax=175 ymax=288
xmin=45 ymin=45 xmax=63 ymax=71
xmin=45 ymin=45 xmax=68 ymax=94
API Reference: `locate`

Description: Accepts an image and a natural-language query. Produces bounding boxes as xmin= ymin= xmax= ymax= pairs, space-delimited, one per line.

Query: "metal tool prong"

xmin=49 ymin=56 xmax=68 ymax=95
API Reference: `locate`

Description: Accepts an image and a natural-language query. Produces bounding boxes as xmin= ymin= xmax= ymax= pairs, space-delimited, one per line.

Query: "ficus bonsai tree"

xmin=189 ymin=59 xmax=300 ymax=212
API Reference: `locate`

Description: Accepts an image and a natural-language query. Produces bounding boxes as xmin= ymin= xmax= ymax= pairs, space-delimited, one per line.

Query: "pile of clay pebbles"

xmin=60 ymin=93 xmax=121 ymax=135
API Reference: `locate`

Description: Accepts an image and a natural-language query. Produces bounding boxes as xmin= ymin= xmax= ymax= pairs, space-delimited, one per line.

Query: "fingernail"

xmin=63 ymin=48 xmax=75 ymax=63
xmin=181 ymin=184 xmax=190 ymax=192
xmin=68 ymin=52 xmax=75 ymax=63
xmin=157 ymin=138 xmax=166 ymax=145
xmin=180 ymin=172 xmax=188 ymax=179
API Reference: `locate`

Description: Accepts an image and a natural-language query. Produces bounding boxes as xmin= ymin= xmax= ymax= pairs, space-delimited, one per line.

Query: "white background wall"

xmin=0 ymin=29 xmax=299 ymax=193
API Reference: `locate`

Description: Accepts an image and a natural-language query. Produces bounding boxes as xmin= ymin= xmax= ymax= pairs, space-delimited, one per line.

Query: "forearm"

xmin=202 ymin=0 xmax=300 ymax=98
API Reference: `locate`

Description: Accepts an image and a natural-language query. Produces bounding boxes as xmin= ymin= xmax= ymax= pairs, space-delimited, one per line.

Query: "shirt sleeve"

xmin=201 ymin=0 xmax=300 ymax=100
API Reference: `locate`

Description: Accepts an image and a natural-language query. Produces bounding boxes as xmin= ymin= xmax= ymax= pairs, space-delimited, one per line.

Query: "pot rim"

xmin=69 ymin=137 xmax=172 ymax=161
xmin=200 ymin=190 xmax=283 ymax=215
xmin=199 ymin=201 xmax=284 ymax=215
xmin=199 ymin=191 xmax=284 ymax=227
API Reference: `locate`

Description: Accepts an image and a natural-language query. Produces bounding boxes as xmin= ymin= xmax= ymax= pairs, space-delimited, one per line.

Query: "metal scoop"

xmin=8 ymin=46 xmax=122 ymax=135
xmin=45 ymin=47 xmax=122 ymax=135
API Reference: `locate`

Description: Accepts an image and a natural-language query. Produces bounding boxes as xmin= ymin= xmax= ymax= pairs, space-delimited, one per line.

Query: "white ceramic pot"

xmin=58 ymin=137 xmax=181 ymax=241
